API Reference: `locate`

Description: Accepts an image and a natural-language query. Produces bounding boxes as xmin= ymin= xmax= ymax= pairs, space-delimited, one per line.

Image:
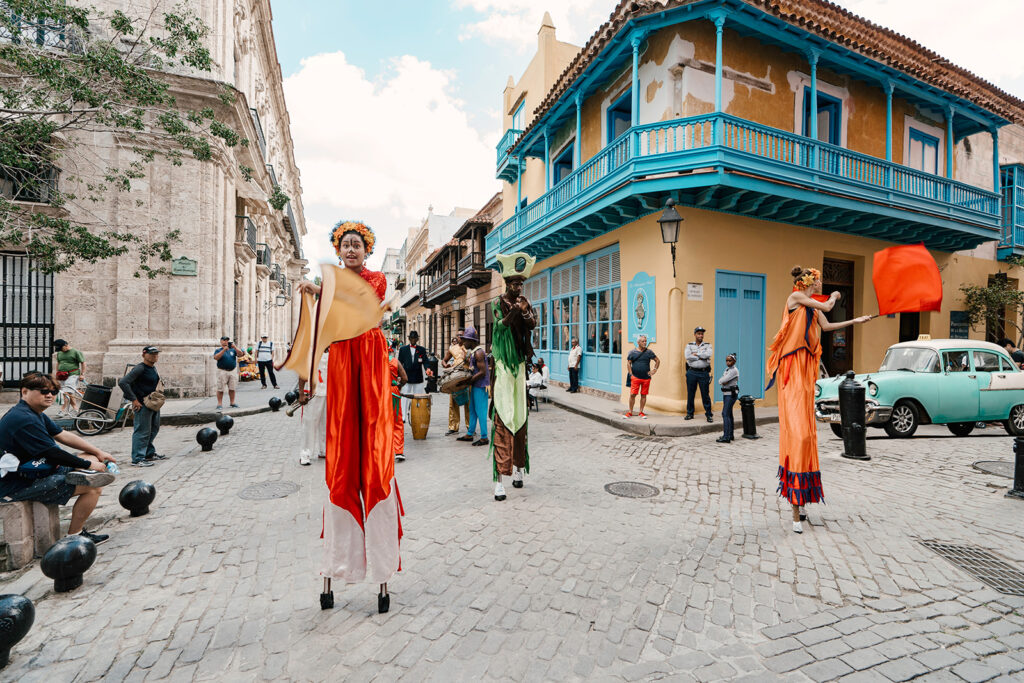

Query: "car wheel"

xmin=1004 ymin=405 xmax=1024 ymax=436
xmin=947 ymin=422 xmax=975 ymax=437
xmin=829 ymin=423 xmax=843 ymax=439
xmin=74 ymin=409 xmax=107 ymax=436
xmin=883 ymin=401 xmax=919 ymax=438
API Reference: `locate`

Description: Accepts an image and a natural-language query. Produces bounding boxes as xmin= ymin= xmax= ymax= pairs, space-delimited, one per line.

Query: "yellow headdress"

xmin=330 ymin=220 xmax=375 ymax=256
xmin=495 ymin=252 xmax=536 ymax=280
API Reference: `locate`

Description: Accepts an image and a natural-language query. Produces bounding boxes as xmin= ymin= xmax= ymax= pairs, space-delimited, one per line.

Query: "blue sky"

xmin=269 ymin=0 xmax=1024 ymax=270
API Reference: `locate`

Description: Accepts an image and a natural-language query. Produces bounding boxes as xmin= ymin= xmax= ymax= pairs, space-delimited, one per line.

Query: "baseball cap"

xmin=52 ymin=338 xmax=68 ymax=349
xmin=694 ymin=326 xmax=706 ymax=333
xmin=143 ymin=346 xmax=160 ymax=354
xmin=260 ymin=334 xmax=268 ymax=338
xmin=220 ymin=336 xmax=230 ymax=341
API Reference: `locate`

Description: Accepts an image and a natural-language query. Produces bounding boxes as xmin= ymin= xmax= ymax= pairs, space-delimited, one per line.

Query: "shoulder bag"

xmin=143 ymin=379 xmax=166 ymax=411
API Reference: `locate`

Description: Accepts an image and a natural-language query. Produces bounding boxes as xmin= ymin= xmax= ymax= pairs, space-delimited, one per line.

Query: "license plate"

xmin=828 ymin=414 xmax=842 ymax=423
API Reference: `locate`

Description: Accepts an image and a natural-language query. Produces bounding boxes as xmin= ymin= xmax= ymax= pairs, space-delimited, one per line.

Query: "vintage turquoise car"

xmin=815 ymin=339 xmax=1024 ymax=438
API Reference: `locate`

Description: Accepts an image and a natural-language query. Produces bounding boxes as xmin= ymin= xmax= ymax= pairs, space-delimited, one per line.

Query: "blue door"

xmin=714 ymin=271 xmax=766 ymax=400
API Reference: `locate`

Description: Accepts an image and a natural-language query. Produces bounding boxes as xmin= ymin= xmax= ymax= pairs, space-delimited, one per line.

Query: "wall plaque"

xmin=687 ymin=282 xmax=703 ymax=301
xmin=171 ymin=257 xmax=198 ymax=276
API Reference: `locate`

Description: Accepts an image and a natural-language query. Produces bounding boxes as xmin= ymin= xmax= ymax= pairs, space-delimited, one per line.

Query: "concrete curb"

xmin=545 ymin=394 xmax=778 ymax=437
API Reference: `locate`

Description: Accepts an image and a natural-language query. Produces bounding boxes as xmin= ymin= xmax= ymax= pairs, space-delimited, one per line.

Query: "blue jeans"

xmin=722 ymin=391 xmax=738 ymax=440
xmin=467 ymin=386 xmax=489 ymax=439
xmin=132 ymin=405 xmax=160 ymax=462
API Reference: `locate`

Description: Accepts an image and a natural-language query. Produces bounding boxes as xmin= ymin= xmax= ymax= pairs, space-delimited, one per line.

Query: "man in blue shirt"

xmin=0 ymin=372 xmax=117 ymax=544
xmin=213 ymin=336 xmax=240 ymax=411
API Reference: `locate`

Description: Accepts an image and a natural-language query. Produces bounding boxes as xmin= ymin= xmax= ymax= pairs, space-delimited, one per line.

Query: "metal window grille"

xmin=1 ymin=252 xmax=54 ymax=386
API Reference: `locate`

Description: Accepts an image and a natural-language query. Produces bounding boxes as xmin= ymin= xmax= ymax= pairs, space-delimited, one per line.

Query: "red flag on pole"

xmin=872 ymin=244 xmax=942 ymax=315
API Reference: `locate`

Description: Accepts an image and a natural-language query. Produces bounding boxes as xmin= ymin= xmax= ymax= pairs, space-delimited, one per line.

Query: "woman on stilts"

xmin=294 ymin=221 xmax=403 ymax=613
xmin=766 ymin=266 xmax=870 ymax=533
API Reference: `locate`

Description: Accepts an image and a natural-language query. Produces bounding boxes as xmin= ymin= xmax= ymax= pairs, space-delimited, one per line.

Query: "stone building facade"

xmin=0 ymin=0 xmax=307 ymax=396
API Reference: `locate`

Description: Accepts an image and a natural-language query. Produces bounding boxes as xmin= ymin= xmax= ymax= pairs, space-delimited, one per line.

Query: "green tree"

xmin=959 ymin=266 xmax=1024 ymax=345
xmin=0 ymin=0 xmax=288 ymax=276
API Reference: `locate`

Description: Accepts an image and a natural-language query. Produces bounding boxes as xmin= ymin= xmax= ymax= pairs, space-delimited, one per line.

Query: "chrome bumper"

xmin=815 ymin=400 xmax=892 ymax=425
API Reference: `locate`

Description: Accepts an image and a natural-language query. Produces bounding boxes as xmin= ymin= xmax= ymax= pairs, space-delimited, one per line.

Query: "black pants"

xmin=568 ymin=367 xmax=580 ymax=392
xmin=258 ymin=360 xmax=278 ymax=388
xmin=686 ymin=370 xmax=712 ymax=418
xmin=722 ymin=391 xmax=738 ymax=439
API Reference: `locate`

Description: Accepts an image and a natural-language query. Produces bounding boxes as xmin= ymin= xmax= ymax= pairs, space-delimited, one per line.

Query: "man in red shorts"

xmin=624 ymin=334 xmax=659 ymax=419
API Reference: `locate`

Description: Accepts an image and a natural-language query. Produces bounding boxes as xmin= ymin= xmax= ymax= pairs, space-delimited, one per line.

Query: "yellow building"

xmin=490 ymin=1 xmax=1024 ymax=414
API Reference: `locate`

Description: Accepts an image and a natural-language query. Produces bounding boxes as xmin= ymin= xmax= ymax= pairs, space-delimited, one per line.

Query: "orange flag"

xmin=872 ymin=244 xmax=942 ymax=315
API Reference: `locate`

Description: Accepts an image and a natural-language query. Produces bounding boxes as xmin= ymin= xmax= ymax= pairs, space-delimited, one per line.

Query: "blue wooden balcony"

xmin=487 ymin=113 xmax=1001 ymax=262
xmin=496 ymin=128 xmax=524 ymax=182
xmin=998 ymin=164 xmax=1024 ymax=261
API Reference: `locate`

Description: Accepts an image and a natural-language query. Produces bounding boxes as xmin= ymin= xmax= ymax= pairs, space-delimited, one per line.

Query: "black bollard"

xmin=269 ymin=396 xmax=283 ymax=412
xmin=119 ymin=480 xmax=156 ymax=517
xmin=739 ymin=395 xmax=760 ymax=439
xmin=40 ymin=536 xmax=96 ymax=592
xmin=196 ymin=427 xmax=218 ymax=451
xmin=1007 ymin=437 xmax=1024 ymax=500
xmin=0 ymin=594 xmax=34 ymax=669
xmin=215 ymin=414 xmax=234 ymax=436
xmin=284 ymin=390 xmax=299 ymax=405
xmin=839 ymin=371 xmax=870 ymax=461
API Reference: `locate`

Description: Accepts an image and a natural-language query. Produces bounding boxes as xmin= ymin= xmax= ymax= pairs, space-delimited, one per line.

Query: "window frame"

xmin=552 ymin=138 xmax=575 ymax=185
xmin=801 ymin=87 xmax=842 ymax=146
xmin=606 ymin=91 xmax=632 ymax=145
xmin=510 ymin=101 xmax=524 ymax=132
xmin=908 ymin=128 xmax=940 ymax=175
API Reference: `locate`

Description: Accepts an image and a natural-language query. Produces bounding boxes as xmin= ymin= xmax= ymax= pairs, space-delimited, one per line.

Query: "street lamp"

xmin=657 ymin=198 xmax=682 ymax=278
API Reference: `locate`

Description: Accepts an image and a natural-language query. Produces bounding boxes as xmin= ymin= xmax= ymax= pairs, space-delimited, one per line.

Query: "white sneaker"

xmin=298 ymin=451 xmax=311 ymax=466
xmin=65 ymin=470 xmax=115 ymax=487
xmin=793 ymin=521 xmax=803 ymax=534
xmin=512 ymin=468 xmax=523 ymax=489
xmin=494 ymin=482 xmax=506 ymax=501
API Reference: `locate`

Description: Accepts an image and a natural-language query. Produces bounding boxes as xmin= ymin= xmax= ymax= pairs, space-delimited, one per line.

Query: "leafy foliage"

xmin=0 ymin=0 xmax=287 ymax=276
xmin=960 ymin=273 xmax=1024 ymax=345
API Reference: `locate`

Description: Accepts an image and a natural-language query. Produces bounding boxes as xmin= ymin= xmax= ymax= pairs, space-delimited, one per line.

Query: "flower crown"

xmin=794 ymin=267 xmax=821 ymax=290
xmin=330 ymin=220 xmax=375 ymax=256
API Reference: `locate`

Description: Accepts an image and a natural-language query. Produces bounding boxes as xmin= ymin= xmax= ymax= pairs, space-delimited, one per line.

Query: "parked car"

xmin=815 ymin=339 xmax=1024 ymax=438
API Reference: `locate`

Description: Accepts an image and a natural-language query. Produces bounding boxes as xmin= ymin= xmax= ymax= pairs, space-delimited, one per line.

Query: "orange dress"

xmin=389 ymin=358 xmax=405 ymax=457
xmin=766 ymin=303 xmax=824 ymax=506
xmin=322 ymin=267 xmax=403 ymax=583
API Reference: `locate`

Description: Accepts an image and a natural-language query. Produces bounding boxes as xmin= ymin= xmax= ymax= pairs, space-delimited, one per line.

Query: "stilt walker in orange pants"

xmin=389 ymin=341 xmax=407 ymax=461
xmin=286 ymin=221 xmax=403 ymax=614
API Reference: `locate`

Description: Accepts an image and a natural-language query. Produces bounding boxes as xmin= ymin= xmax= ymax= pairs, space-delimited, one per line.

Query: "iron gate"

xmin=1 ymin=252 xmax=54 ymax=387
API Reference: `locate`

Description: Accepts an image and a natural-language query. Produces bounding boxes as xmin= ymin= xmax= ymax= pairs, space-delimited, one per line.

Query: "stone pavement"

xmin=2 ymin=397 xmax=1023 ymax=681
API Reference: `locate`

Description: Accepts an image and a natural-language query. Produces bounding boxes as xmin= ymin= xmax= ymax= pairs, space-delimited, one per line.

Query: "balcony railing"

xmin=266 ymin=163 xmax=278 ymax=187
xmin=496 ymin=129 xmax=524 ymax=165
xmin=496 ymin=128 xmax=525 ymax=182
xmin=999 ymin=164 xmax=1024 ymax=258
xmin=0 ymin=6 xmax=84 ymax=53
xmin=236 ymin=215 xmax=257 ymax=253
xmin=457 ymin=251 xmax=484 ymax=279
xmin=491 ymin=113 xmax=1001 ymax=256
xmin=249 ymin=108 xmax=266 ymax=159
xmin=271 ymin=263 xmax=282 ymax=284
xmin=0 ymin=166 xmax=58 ymax=204
xmin=255 ymin=242 xmax=271 ymax=267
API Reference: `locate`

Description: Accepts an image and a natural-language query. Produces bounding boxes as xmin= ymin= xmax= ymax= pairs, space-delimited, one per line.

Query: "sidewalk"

xmin=540 ymin=386 xmax=780 ymax=436
xmin=0 ymin=369 xmax=299 ymax=427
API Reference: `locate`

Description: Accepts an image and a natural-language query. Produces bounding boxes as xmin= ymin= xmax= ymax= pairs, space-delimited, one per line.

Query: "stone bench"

xmin=0 ymin=501 xmax=61 ymax=570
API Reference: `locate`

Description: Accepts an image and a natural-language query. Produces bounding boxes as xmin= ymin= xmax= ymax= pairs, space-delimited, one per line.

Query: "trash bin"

xmin=81 ymin=384 xmax=112 ymax=413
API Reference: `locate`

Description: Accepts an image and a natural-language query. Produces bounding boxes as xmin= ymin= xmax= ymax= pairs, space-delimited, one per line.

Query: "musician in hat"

xmin=292 ymin=220 xmax=402 ymax=613
xmin=489 ymin=252 xmax=537 ymax=501
xmin=455 ymin=327 xmax=489 ymax=446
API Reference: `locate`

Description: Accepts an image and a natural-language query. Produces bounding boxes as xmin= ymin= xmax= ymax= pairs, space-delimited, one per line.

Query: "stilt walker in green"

xmin=489 ymin=252 xmax=537 ymax=501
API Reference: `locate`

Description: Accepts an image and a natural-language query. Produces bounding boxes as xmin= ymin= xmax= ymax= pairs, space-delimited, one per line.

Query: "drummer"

xmin=455 ymin=327 xmax=489 ymax=446
xmin=442 ymin=330 xmax=470 ymax=436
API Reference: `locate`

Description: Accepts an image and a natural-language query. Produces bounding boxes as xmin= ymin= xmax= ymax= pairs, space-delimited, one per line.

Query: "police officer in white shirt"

xmin=567 ymin=338 xmax=582 ymax=393
xmin=684 ymin=326 xmax=713 ymax=422
xmin=255 ymin=334 xmax=279 ymax=389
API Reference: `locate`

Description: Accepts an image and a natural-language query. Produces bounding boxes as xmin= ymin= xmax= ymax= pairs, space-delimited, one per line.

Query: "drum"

xmin=438 ymin=367 xmax=472 ymax=394
xmin=410 ymin=395 xmax=431 ymax=440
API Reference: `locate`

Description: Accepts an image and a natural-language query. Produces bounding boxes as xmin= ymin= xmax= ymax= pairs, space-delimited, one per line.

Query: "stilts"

xmin=320 ymin=577 xmax=334 ymax=609
xmin=378 ymin=583 xmax=389 ymax=613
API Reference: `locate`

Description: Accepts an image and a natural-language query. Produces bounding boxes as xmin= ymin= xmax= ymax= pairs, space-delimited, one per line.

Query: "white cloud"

xmin=453 ymin=0 xmax=614 ymax=51
xmin=839 ymin=0 xmax=1024 ymax=96
xmin=283 ymin=52 xmax=499 ymax=270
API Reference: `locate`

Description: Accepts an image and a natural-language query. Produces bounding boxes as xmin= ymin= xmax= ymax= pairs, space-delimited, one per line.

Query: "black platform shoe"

xmin=378 ymin=585 xmax=390 ymax=614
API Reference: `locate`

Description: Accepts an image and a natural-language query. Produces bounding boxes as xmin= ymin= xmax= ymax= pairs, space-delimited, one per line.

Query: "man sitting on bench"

xmin=0 ymin=372 xmax=117 ymax=544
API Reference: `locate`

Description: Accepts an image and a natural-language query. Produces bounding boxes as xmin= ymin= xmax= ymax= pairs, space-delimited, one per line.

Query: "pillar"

xmin=884 ymin=80 xmax=894 ymax=162
xmin=808 ymin=49 xmax=819 ymax=142
xmin=993 ymin=126 xmax=1001 ymax=194
xmin=574 ymin=92 xmax=582 ymax=168
xmin=945 ymin=106 xmax=955 ymax=179
xmin=544 ymin=128 xmax=550 ymax=192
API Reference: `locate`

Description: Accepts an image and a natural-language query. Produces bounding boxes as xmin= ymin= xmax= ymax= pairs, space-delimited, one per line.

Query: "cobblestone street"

xmin=3 ymin=400 xmax=1023 ymax=682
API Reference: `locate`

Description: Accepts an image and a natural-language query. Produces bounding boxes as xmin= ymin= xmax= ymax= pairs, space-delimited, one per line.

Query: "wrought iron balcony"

xmin=496 ymin=128 xmax=524 ymax=182
xmin=0 ymin=5 xmax=84 ymax=53
xmin=236 ymin=215 xmax=257 ymax=254
xmin=249 ymin=108 xmax=266 ymax=160
xmin=255 ymin=242 xmax=271 ymax=268
xmin=421 ymin=266 xmax=464 ymax=307
xmin=487 ymin=113 xmax=1001 ymax=262
xmin=270 ymin=263 xmax=282 ymax=285
xmin=456 ymin=251 xmax=490 ymax=289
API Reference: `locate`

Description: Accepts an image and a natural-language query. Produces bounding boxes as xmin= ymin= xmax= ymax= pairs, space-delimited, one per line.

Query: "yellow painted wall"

xmin=535 ymin=210 xmax=1024 ymax=413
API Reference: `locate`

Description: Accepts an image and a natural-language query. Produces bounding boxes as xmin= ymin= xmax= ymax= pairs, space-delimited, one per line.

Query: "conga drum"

xmin=410 ymin=394 xmax=431 ymax=440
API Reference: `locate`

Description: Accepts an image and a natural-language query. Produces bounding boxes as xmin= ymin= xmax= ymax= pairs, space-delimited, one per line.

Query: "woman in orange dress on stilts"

xmin=294 ymin=221 xmax=403 ymax=613
xmin=766 ymin=266 xmax=870 ymax=533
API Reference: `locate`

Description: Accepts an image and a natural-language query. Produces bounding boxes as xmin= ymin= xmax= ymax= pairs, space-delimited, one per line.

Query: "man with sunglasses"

xmin=0 ymin=372 xmax=117 ymax=544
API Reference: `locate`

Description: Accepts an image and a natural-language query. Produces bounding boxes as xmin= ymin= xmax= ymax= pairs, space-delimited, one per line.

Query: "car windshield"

xmin=878 ymin=347 xmax=940 ymax=373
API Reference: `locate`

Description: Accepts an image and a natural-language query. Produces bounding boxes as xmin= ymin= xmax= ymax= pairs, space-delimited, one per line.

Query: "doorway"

xmin=821 ymin=258 xmax=855 ymax=376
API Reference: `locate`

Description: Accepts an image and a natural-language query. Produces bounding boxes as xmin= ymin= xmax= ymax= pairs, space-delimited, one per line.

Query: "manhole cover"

xmin=973 ymin=461 xmax=1014 ymax=479
xmin=605 ymin=481 xmax=660 ymax=498
xmin=920 ymin=540 xmax=1024 ymax=596
xmin=238 ymin=481 xmax=300 ymax=500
